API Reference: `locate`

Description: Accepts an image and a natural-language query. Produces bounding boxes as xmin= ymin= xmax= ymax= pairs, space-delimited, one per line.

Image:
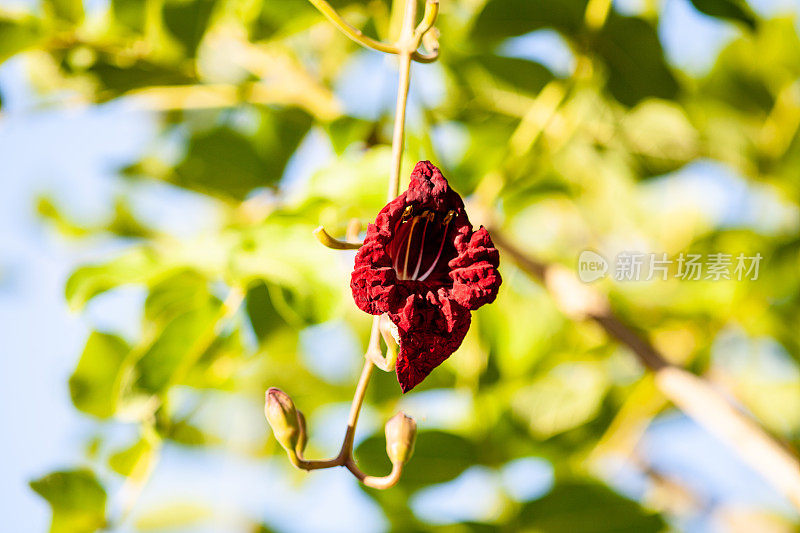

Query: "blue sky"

xmin=1 ymin=0 xmax=800 ymax=530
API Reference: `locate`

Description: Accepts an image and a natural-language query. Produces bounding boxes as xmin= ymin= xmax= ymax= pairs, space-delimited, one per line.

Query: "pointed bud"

xmin=265 ymin=388 xmax=301 ymax=453
xmin=385 ymin=412 xmax=416 ymax=465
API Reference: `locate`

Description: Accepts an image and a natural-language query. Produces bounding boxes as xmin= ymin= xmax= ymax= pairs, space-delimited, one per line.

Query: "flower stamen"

xmin=418 ymin=211 xmax=454 ymax=281
xmin=401 ymin=216 xmax=421 ymax=280
xmin=411 ymin=212 xmax=433 ymax=280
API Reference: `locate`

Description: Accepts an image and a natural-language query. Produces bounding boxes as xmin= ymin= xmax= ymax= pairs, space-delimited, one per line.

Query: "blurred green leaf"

xmin=144 ymin=269 xmax=212 ymax=326
xmin=254 ymin=106 xmax=314 ymax=181
xmin=38 ymin=195 xmax=152 ymax=238
xmin=107 ymin=199 xmax=154 ymax=238
xmin=36 ymin=196 xmax=91 ymax=238
xmin=159 ymin=419 xmax=210 ymax=446
xmin=172 ymin=108 xmax=311 ymax=200
xmin=88 ymin=57 xmax=195 ymax=100
xmin=0 ymin=16 xmax=45 ymax=65
xmin=184 ymin=329 xmax=245 ymax=388
xmin=471 ymin=54 xmax=556 ymax=95
xmin=325 ymin=116 xmax=377 ymax=155
xmin=622 ymin=99 xmax=699 ymax=176
xmin=65 ymin=248 xmax=160 ymax=310
xmin=163 ymin=0 xmax=218 ymax=57
xmin=698 ymin=18 xmax=800 ymax=114
xmin=245 ymin=280 xmax=289 ymax=342
xmin=355 ymin=431 xmax=477 ymax=489
xmin=688 ymin=0 xmax=756 ymax=30
xmin=299 ymin=146 xmax=392 ymax=218
xmin=111 ymin=0 xmax=146 ymax=32
xmin=250 ymin=0 xmax=370 ymax=40
xmin=595 ymin=14 xmax=679 ymax=106
xmin=134 ymin=302 xmax=221 ymax=394
xmin=44 ymin=0 xmax=84 ymax=24
xmin=30 ymin=469 xmax=107 ymax=533
xmin=471 ymin=0 xmax=587 ymax=41
xmin=233 ymin=219 xmax=347 ymax=325
xmin=516 ymin=481 xmax=665 ymax=532
xmin=512 ymin=363 xmax=608 ymax=438
xmin=69 ymin=332 xmax=130 ymax=418
xmin=133 ymin=503 xmax=213 ymax=531
xmin=109 ymin=429 xmax=160 ymax=478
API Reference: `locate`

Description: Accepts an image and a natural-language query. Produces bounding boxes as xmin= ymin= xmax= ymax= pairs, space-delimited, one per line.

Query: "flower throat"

xmin=391 ymin=206 xmax=455 ymax=281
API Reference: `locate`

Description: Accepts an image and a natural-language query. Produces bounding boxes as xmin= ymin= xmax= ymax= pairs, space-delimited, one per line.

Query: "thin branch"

xmin=291 ymin=316 xmax=379 ymax=470
xmin=341 ymin=341 xmax=378 ymax=456
xmin=307 ymin=0 xmax=399 ymax=55
xmin=490 ymin=229 xmax=800 ymax=511
xmin=345 ymin=458 xmax=403 ymax=489
xmin=307 ymin=0 xmax=439 ymax=64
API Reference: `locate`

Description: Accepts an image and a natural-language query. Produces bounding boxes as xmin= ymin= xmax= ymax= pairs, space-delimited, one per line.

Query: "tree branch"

xmin=490 ymin=230 xmax=800 ymax=511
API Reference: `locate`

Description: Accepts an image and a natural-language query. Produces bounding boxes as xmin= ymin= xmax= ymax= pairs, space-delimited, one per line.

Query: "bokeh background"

xmin=2 ymin=0 xmax=800 ymax=531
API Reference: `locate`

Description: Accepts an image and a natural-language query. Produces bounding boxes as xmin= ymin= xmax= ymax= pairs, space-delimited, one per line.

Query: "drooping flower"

xmin=351 ymin=161 xmax=501 ymax=392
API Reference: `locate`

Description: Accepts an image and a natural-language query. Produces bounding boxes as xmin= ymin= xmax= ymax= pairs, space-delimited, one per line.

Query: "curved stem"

xmin=314 ymin=226 xmax=363 ymax=249
xmin=345 ymin=458 xmax=403 ymax=489
xmin=341 ymin=344 xmax=377 ymax=456
xmin=307 ymin=0 xmax=439 ymax=64
xmin=308 ymin=0 xmax=400 ymax=55
xmin=414 ymin=0 xmax=439 ymax=41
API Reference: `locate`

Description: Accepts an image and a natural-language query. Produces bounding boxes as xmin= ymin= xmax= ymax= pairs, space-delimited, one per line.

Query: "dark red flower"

xmin=351 ymin=161 xmax=501 ymax=392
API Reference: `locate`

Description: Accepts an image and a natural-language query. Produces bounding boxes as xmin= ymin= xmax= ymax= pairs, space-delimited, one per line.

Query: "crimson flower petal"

xmin=350 ymin=161 xmax=501 ymax=392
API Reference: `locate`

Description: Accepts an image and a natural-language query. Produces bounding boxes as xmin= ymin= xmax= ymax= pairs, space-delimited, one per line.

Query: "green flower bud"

xmin=385 ymin=412 xmax=416 ymax=465
xmin=264 ymin=388 xmax=301 ymax=453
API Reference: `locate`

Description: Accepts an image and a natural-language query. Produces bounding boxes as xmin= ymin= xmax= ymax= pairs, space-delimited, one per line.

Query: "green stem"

xmin=294 ymin=0 xmax=438 ymax=489
xmin=388 ymin=0 xmax=417 ymax=200
xmin=308 ymin=0 xmax=400 ymax=55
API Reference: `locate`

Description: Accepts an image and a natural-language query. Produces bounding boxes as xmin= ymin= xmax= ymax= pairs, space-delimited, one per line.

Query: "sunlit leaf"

xmin=159 ymin=419 xmax=211 ymax=446
xmin=134 ymin=302 xmax=221 ymax=394
xmin=30 ymin=469 xmax=107 ymax=533
xmin=134 ymin=503 xmax=213 ymax=531
xmin=0 ymin=16 xmax=45 ymax=65
xmin=69 ymin=332 xmax=130 ymax=418
xmin=622 ymin=99 xmax=699 ymax=176
xmin=163 ymin=0 xmax=218 ymax=57
xmin=144 ymin=269 xmax=212 ymax=326
xmin=232 ymin=218 xmax=347 ymax=325
xmin=111 ymin=0 xmax=146 ymax=32
xmin=512 ymin=363 xmax=609 ymax=438
xmin=44 ymin=0 xmax=84 ymax=24
xmin=65 ymin=248 xmax=160 ymax=310
xmin=108 ymin=429 xmax=160 ymax=479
